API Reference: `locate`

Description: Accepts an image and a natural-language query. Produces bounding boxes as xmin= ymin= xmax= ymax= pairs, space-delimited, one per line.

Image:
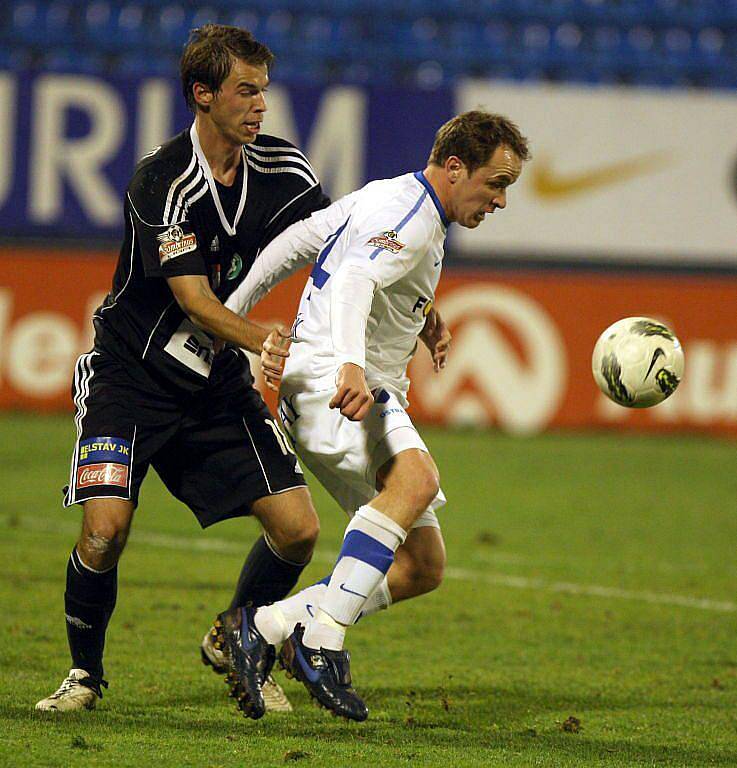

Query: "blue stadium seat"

xmin=9 ymin=1 xmax=77 ymax=47
xmin=146 ymin=4 xmax=221 ymax=51
xmin=117 ymin=51 xmax=179 ymax=77
xmin=43 ymin=48 xmax=106 ymax=74
xmin=0 ymin=47 xmax=34 ymax=71
xmin=79 ymin=2 xmax=148 ymax=51
xmin=0 ymin=0 xmax=735 ymax=90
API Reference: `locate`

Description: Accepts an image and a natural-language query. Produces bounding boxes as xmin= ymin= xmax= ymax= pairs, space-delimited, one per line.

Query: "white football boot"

xmin=201 ymin=627 xmax=292 ymax=713
xmin=35 ymin=669 xmax=106 ymax=712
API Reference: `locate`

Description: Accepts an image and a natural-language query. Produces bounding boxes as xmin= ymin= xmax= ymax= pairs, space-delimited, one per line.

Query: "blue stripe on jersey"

xmin=413 ymin=170 xmax=450 ymax=227
xmin=339 ymin=530 xmax=394 ymax=574
xmin=311 ymin=215 xmax=351 ymax=289
xmin=369 ymin=189 xmax=428 ymax=261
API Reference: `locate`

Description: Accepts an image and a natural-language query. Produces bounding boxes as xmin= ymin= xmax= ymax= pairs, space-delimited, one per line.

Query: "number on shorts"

xmin=265 ymin=419 xmax=295 ymax=456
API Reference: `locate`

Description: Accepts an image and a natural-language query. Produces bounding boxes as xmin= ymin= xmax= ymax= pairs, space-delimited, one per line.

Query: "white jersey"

xmin=227 ymin=171 xmax=449 ymax=403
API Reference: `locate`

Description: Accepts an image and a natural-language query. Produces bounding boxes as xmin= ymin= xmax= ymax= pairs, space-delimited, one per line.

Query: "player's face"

xmin=449 ymin=145 xmax=523 ymax=229
xmin=208 ymin=58 xmax=269 ymax=146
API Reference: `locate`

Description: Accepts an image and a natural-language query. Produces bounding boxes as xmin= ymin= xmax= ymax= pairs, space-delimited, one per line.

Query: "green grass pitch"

xmin=1 ymin=413 xmax=736 ymax=767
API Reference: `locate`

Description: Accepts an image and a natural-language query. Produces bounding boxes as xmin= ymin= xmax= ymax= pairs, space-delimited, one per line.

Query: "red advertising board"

xmin=2 ymin=249 xmax=736 ymax=437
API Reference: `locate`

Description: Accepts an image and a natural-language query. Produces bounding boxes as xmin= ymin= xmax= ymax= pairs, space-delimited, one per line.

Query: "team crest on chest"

xmin=226 ymin=253 xmax=243 ymax=280
xmin=367 ymin=230 xmax=406 ymax=254
xmin=157 ymin=224 xmax=197 ymax=263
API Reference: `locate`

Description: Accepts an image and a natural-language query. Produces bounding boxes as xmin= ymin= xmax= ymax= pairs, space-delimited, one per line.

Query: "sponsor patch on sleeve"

xmin=78 ymin=437 xmax=132 ymax=466
xmin=366 ymin=230 xmax=406 ymax=255
xmin=75 ymin=437 xmax=131 ymax=490
xmin=157 ymin=224 xmax=198 ymax=263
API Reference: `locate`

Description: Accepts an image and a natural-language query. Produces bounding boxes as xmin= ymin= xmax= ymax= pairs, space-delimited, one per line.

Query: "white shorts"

xmin=278 ymin=384 xmax=445 ymax=530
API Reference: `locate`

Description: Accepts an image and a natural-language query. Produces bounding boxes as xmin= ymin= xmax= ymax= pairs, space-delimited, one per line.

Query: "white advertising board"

xmin=454 ymin=81 xmax=737 ymax=267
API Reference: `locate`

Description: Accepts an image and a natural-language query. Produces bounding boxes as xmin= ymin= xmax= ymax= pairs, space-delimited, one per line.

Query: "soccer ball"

xmin=592 ymin=317 xmax=685 ymax=408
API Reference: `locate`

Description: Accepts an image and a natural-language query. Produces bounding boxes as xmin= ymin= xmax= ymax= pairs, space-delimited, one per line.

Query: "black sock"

xmin=65 ymin=548 xmax=117 ymax=680
xmin=229 ymin=535 xmax=307 ymax=609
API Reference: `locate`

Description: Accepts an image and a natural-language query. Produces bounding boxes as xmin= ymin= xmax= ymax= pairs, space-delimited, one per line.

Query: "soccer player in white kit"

xmin=223 ymin=111 xmax=529 ymax=720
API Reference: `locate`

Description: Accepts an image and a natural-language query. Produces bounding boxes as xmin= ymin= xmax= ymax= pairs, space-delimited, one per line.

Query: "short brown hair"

xmin=429 ymin=111 xmax=530 ymax=174
xmin=180 ymin=24 xmax=274 ymax=112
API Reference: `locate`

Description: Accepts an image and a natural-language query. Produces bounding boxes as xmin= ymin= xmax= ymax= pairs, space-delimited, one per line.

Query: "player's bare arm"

xmin=166 ymin=273 xmax=290 ymax=357
xmin=329 ymin=363 xmax=374 ymax=421
xmin=420 ymin=306 xmax=451 ymax=372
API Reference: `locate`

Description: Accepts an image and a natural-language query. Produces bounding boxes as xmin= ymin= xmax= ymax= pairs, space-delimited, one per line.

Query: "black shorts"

xmin=63 ymin=349 xmax=306 ymax=527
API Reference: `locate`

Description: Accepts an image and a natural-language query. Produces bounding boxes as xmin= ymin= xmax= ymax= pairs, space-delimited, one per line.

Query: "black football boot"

xmin=278 ymin=624 xmax=368 ymax=722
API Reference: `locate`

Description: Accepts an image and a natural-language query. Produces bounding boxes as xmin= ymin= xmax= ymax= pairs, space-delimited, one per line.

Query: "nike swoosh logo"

xmin=644 ymin=347 xmax=665 ymax=380
xmin=531 ymin=151 xmax=671 ymax=200
xmin=305 ymin=603 xmax=315 ymax=618
xmin=339 ymin=583 xmax=367 ymax=599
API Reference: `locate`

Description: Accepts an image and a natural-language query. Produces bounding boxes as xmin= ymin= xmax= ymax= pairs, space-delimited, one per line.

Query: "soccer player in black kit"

xmin=36 ymin=25 xmax=330 ymax=719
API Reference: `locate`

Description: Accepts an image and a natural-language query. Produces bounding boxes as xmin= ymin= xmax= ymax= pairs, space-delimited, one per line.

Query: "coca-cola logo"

xmin=76 ymin=462 xmax=128 ymax=489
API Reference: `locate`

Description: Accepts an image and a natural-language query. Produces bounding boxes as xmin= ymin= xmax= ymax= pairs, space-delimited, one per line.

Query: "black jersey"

xmin=93 ymin=124 xmax=330 ymax=395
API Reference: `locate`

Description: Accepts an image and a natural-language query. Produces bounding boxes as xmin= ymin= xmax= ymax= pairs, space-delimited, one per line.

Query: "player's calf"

xmin=388 ymin=525 xmax=446 ymax=601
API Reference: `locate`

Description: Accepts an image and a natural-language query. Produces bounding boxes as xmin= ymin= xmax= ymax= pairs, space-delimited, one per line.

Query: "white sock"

xmin=359 ymin=577 xmax=392 ymax=619
xmin=302 ymin=505 xmax=406 ymax=650
xmin=253 ymin=604 xmax=290 ymax=646
xmin=254 ymin=581 xmax=328 ymax=646
xmin=302 ymin=608 xmax=346 ymax=651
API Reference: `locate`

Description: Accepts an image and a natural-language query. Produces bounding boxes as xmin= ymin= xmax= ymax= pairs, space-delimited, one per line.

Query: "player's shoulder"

xmin=128 ymin=131 xmax=203 ymax=225
xmin=248 ymin=133 xmax=309 ymax=157
xmin=243 ymin=134 xmax=318 ymax=186
xmin=131 ymin=131 xmax=194 ymax=187
xmin=353 ymin=174 xmax=437 ymax=237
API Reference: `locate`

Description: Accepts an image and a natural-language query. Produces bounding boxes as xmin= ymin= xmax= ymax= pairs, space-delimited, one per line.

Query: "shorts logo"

xmin=76 ymin=463 xmax=129 ymax=489
xmin=367 ymin=230 xmax=406 ymax=254
xmin=78 ymin=437 xmax=131 ymax=466
xmin=157 ymin=225 xmax=197 ymax=263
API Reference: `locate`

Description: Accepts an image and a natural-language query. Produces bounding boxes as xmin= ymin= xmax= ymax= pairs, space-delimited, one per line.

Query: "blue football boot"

xmin=278 ymin=624 xmax=368 ymax=722
xmin=212 ymin=607 xmax=275 ymax=719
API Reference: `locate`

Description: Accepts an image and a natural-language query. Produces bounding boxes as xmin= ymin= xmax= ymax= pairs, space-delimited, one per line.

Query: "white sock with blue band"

xmin=303 ymin=505 xmax=406 ymax=650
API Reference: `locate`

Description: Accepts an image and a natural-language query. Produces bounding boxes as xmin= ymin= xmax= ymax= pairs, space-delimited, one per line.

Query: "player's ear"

xmin=192 ymin=82 xmax=214 ymax=112
xmin=445 ymin=156 xmax=463 ymax=183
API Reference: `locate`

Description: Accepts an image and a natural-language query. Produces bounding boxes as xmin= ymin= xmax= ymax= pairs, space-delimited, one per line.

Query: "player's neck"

xmin=421 ymin=165 xmax=453 ymax=223
xmin=194 ymin=115 xmax=243 ymax=186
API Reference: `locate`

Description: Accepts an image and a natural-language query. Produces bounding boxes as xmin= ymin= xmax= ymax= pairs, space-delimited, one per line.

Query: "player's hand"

xmin=261 ymin=325 xmax=292 ymax=393
xmin=329 ymin=363 xmax=374 ymax=421
xmin=419 ymin=307 xmax=451 ymax=372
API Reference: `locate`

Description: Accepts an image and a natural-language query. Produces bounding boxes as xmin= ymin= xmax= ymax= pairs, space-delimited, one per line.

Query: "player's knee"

xmin=77 ymin=527 xmax=127 ymax=569
xmin=270 ymin=507 xmax=320 ymax=562
xmin=79 ymin=503 xmax=132 ymax=568
xmin=407 ymin=472 xmax=440 ymax=516
xmin=290 ymin=513 xmax=320 ymax=555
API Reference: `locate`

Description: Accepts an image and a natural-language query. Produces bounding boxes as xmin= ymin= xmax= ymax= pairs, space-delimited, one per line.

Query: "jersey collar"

xmin=190 ymin=122 xmax=248 ymax=236
xmin=413 ymin=171 xmax=450 ymax=229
